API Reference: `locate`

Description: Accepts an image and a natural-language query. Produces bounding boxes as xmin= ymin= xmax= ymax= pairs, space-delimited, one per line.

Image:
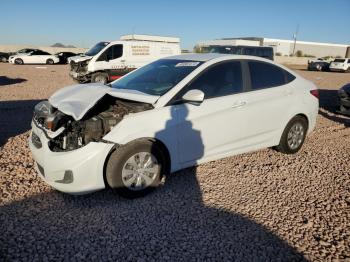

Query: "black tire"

xmin=276 ymin=115 xmax=308 ymax=154
xmin=14 ymin=58 xmax=23 ymax=65
xmin=106 ymin=140 xmax=167 ymax=198
xmin=46 ymin=59 xmax=54 ymax=65
xmin=91 ymin=72 xmax=109 ymax=84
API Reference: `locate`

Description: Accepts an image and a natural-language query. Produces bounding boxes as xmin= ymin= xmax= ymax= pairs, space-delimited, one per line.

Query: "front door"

xmin=173 ymin=60 xmax=251 ymax=165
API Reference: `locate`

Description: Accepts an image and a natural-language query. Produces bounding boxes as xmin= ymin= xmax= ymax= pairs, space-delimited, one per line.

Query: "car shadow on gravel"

xmin=0 ymin=99 xmax=42 ymax=146
xmin=318 ymin=89 xmax=350 ymax=127
xmin=0 ymin=169 xmax=307 ymax=261
xmin=0 ymin=76 xmax=27 ymax=86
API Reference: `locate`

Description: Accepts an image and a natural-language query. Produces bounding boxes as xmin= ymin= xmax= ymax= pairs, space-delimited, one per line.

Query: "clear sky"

xmin=0 ymin=0 xmax=349 ymax=50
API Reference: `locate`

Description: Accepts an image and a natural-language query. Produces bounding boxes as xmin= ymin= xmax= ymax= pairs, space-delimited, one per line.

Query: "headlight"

xmin=45 ymin=111 xmax=69 ymax=131
xmin=34 ymin=101 xmax=55 ymax=118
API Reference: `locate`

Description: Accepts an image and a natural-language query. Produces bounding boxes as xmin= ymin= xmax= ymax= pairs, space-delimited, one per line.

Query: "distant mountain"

xmin=51 ymin=43 xmax=66 ymax=48
xmin=50 ymin=43 xmax=76 ymax=48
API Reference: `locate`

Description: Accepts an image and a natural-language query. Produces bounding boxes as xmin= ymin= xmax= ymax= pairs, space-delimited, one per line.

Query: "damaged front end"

xmin=33 ymin=96 xmax=153 ymax=152
xmin=69 ymin=59 xmax=91 ymax=83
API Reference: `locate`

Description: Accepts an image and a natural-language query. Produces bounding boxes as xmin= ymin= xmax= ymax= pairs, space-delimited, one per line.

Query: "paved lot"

xmin=0 ymin=63 xmax=349 ymax=261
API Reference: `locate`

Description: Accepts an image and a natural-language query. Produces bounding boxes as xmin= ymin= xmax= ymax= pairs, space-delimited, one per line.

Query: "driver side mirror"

xmin=182 ymin=89 xmax=204 ymax=105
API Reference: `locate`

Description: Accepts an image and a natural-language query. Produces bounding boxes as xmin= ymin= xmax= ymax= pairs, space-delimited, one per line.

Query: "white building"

xmin=195 ymin=37 xmax=350 ymax=58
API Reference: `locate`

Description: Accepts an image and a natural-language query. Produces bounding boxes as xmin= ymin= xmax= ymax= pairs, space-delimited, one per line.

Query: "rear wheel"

xmin=106 ymin=140 xmax=167 ymax=198
xmin=14 ymin=58 xmax=23 ymax=65
xmin=276 ymin=115 xmax=308 ymax=154
xmin=1 ymin=57 xmax=6 ymax=63
xmin=46 ymin=59 xmax=54 ymax=65
xmin=91 ymin=72 xmax=109 ymax=84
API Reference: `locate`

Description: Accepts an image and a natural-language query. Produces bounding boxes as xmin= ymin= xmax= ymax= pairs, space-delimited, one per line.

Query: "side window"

xmin=243 ymin=48 xmax=255 ymax=56
xmin=97 ymin=44 xmax=123 ymax=61
xmin=178 ymin=61 xmax=243 ymax=100
xmin=248 ymin=61 xmax=293 ymax=90
xmin=111 ymin=45 xmax=123 ymax=59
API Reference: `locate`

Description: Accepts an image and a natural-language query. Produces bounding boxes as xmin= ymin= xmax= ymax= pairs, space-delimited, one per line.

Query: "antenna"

xmin=132 ymin=26 xmax=135 ymax=40
xmin=292 ymin=24 xmax=299 ymax=56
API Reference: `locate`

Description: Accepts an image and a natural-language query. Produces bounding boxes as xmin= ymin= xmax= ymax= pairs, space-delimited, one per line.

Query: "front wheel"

xmin=106 ymin=140 xmax=166 ymax=198
xmin=46 ymin=59 xmax=54 ymax=65
xmin=14 ymin=58 xmax=23 ymax=65
xmin=91 ymin=72 xmax=109 ymax=84
xmin=276 ymin=116 xmax=308 ymax=154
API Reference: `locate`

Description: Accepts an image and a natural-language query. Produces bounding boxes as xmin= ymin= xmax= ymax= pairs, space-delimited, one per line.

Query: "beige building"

xmin=195 ymin=37 xmax=350 ymax=58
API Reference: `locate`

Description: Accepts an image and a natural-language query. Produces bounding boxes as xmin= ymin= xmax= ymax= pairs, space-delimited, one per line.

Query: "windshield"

xmin=85 ymin=42 xmax=110 ymax=56
xmin=111 ymin=59 xmax=203 ymax=96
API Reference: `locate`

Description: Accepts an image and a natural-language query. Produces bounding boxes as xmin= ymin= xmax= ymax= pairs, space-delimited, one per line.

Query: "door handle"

xmin=232 ymin=101 xmax=246 ymax=108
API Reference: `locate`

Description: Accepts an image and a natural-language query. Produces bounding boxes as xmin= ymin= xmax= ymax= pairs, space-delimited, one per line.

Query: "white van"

xmin=69 ymin=35 xmax=181 ymax=83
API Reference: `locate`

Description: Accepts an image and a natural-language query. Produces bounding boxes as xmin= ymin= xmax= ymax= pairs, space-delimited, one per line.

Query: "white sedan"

xmin=9 ymin=50 xmax=59 ymax=65
xmin=29 ymin=54 xmax=319 ymax=197
xmin=329 ymin=58 xmax=350 ymax=72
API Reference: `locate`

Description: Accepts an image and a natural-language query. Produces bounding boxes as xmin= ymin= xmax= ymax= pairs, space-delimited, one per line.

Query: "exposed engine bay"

xmin=33 ymin=96 xmax=153 ymax=152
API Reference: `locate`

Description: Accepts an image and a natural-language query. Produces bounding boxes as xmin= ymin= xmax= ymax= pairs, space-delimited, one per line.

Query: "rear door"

xmin=39 ymin=51 xmax=52 ymax=63
xmin=236 ymin=60 xmax=296 ymax=146
xmin=31 ymin=50 xmax=50 ymax=63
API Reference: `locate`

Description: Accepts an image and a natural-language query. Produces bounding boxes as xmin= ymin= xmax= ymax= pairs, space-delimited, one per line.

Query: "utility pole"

xmin=292 ymin=24 xmax=299 ymax=56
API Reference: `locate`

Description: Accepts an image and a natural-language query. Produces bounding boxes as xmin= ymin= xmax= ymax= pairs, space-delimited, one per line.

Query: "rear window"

xmin=334 ymin=59 xmax=345 ymax=63
xmin=248 ymin=61 xmax=295 ymax=90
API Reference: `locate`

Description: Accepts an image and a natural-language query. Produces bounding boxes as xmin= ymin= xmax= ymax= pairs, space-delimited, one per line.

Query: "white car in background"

xmin=9 ymin=49 xmax=59 ymax=65
xmin=329 ymin=58 xmax=350 ymax=72
xmin=29 ymin=54 xmax=319 ymax=197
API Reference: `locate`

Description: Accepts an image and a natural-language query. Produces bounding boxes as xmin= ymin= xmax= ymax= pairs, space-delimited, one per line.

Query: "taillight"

xmin=310 ymin=89 xmax=319 ymax=99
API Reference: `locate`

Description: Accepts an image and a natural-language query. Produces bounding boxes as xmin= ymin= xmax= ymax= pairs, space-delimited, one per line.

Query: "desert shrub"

xmin=295 ymin=50 xmax=303 ymax=57
xmin=275 ymin=52 xmax=282 ymax=56
xmin=322 ymin=56 xmax=334 ymax=60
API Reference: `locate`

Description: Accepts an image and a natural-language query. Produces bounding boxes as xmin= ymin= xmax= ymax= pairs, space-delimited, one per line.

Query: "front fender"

xmin=103 ymin=106 xmax=180 ymax=172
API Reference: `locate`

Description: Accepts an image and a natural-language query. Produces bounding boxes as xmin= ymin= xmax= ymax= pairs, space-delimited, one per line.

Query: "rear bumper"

xmin=29 ymin=122 xmax=114 ymax=194
xmin=329 ymin=68 xmax=346 ymax=72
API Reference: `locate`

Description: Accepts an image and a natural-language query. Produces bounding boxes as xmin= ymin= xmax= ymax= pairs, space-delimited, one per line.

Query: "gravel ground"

xmin=0 ymin=63 xmax=349 ymax=261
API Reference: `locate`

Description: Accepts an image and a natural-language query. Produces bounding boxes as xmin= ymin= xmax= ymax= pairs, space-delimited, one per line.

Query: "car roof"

xmin=166 ymin=53 xmax=274 ymax=62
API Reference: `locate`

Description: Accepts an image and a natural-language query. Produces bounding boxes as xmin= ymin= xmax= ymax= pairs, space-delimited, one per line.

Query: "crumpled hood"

xmin=69 ymin=55 xmax=92 ymax=63
xmin=49 ymin=83 xmax=159 ymax=120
